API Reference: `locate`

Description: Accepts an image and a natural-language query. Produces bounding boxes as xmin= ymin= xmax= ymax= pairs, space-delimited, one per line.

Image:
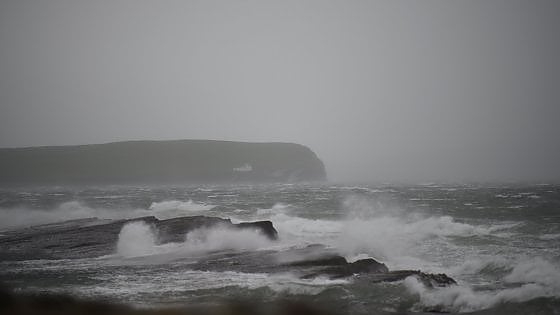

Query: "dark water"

xmin=1 ymin=183 xmax=559 ymax=314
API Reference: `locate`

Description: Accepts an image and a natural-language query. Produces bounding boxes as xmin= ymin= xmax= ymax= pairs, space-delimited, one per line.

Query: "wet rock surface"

xmin=301 ymin=258 xmax=389 ymax=279
xmin=0 ymin=216 xmax=278 ymax=260
xmin=0 ymin=216 xmax=456 ymax=288
xmin=365 ymin=270 xmax=457 ymax=287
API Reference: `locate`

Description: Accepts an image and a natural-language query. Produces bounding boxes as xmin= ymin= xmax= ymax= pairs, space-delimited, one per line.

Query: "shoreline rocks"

xmin=0 ymin=215 xmax=278 ymax=261
xmin=0 ymin=216 xmax=456 ymax=288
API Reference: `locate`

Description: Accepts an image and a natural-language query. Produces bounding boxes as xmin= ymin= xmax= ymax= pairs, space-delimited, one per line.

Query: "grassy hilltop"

xmin=0 ymin=140 xmax=326 ymax=185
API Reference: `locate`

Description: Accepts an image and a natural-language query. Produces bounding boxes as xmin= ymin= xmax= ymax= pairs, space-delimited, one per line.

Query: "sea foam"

xmin=116 ymin=221 xmax=157 ymax=257
xmin=149 ymin=200 xmax=215 ymax=213
xmin=0 ymin=201 xmax=117 ymax=230
xmin=405 ymin=257 xmax=560 ymax=312
xmin=254 ymin=196 xmax=515 ymax=269
xmin=114 ymin=222 xmax=273 ymax=258
xmin=0 ymin=199 xmax=217 ymax=231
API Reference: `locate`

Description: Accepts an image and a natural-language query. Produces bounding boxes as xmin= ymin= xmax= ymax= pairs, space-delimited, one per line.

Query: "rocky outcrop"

xmin=0 ymin=217 xmax=456 ymax=288
xmin=366 ymin=270 xmax=457 ymax=287
xmin=282 ymin=248 xmax=455 ymax=286
xmin=0 ymin=140 xmax=327 ymax=184
xmin=300 ymin=258 xmax=389 ymax=279
xmin=237 ymin=221 xmax=278 ymax=240
xmin=0 ymin=216 xmax=278 ymax=261
xmin=287 ymin=255 xmax=348 ymax=267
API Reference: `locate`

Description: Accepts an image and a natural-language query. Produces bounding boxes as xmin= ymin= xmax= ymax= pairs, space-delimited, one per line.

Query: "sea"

xmin=0 ymin=183 xmax=559 ymax=314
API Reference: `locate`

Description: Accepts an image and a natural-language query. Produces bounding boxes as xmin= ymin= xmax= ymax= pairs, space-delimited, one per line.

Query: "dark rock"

xmin=287 ymin=255 xmax=348 ymax=267
xmin=293 ymin=255 xmax=456 ymax=286
xmin=153 ymin=216 xmax=229 ymax=243
xmin=302 ymin=258 xmax=389 ymax=279
xmin=416 ymin=272 xmax=457 ymax=287
xmin=237 ymin=221 xmax=278 ymax=240
xmin=0 ymin=216 xmax=279 ymax=261
xmin=0 ymin=216 xmax=457 ymax=289
xmin=366 ymin=270 xmax=457 ymax=287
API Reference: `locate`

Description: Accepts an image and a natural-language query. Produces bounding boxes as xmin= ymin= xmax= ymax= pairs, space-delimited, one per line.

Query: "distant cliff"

xmin=0 ymin=140 xmax=326 ymax=185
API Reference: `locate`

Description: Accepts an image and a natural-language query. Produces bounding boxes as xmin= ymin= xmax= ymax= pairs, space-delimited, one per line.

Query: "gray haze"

xmin=1 ymin=0 xmax=559 ymax=182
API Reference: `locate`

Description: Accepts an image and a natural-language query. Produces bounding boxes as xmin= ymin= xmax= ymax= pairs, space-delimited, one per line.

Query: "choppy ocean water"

xmin=0 ymin=183 xmax=559 ymax=314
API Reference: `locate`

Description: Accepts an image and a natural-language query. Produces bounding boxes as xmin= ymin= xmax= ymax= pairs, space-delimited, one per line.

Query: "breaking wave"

xmin=116 ymin=221 xmax=157 ymax=257
xmin=0 ymin=201 xmax=118 ymax=230
xmin=539 ymin=233 xmax=560 ymax=240
xmin=115 ymin=222 xmax=272 ymax=258
xmin=0 ymin=199 xmax=216 ymax=230
xmin=255 ymin=203 xmax=291 ymax=216
xmin=74 ymin=269 xmax=348 ymax=302
xmin=255 ymin=196 xmax=520 ymax=269
xmin=179 ymin=225 xmax=273 ymax=253
xmin=405 ymin=257 xmax=560 ymax=312
xmin=453 ymin=256 xmax=512 ymax=276
xmin=148 ymin=200 xmax=215 ymax=214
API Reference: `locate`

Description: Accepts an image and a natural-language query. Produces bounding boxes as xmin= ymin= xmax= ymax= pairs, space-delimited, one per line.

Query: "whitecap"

xmin=405 ymin=257 xmax=560 ymax=313
xmin=539 ymin=233 xmax=560 ymax=240
xmin=114 ymin=222 xmax=273 ymax=259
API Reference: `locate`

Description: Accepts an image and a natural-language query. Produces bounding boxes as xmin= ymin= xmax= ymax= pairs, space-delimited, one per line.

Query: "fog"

xmin=1 ymin=0 xmax=559 ymax=182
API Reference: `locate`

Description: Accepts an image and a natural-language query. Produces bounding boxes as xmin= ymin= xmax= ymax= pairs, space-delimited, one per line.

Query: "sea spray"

xmin=181 ymin=225 xmax=272 ymax=252
xmin=333 ymin=195 xmax=516 ymax=269
xmin=0 ymin=201 xmax=107 ymax=230
xmin=3 ymin=183 xmax=559 ymax=314
xmin=116 ymin=221 xmax=157 ymax=257
xmin=504 ymin=257 xmax=560 ymax=288
xmin=404 ymin=257 xmax=560 ymax=312
xmin=114 ymin=222 xmax=273 ymax=258
xmin=241 ymin=196 xmax=517 ymax=270
xmin=256 ymin=203 xmax=291 ymax=216
xmin=0 ymin=199 xmax=218 ymax=231
xmin=149 ymin=200 xmax=215 ymax=213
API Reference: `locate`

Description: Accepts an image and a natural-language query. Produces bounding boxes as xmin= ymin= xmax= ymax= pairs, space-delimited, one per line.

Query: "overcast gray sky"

xmin=1 ymin=0 xmax=559 ymax=182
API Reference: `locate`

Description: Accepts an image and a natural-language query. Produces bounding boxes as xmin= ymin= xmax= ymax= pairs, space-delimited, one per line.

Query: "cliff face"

xmin=0 ymin=140 xmax=326 ymax=185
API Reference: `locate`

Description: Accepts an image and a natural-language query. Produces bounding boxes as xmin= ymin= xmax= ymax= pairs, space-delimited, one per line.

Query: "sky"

xmin=1 ymin=0 xmax=559 ymax=182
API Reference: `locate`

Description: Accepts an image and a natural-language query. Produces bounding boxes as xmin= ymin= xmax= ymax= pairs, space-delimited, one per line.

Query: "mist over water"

xmin=1 ymin=1 xmax=559 ymax=314
xmin=1 ymin=0 xmax=559 ymax=183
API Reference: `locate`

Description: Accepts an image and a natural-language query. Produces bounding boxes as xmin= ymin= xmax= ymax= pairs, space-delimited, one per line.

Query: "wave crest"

xmin=405 ymin=257 xmax=560 ymax=312
xmin=116 ymin=221 xmax=157 ymax=257
xmin=114 ymin=222 xmax=272 ymax=258
xmin=181 ymin=225 xmax=272 ymax=253
xmin=149 ymin=200 xmax=215 ymax=213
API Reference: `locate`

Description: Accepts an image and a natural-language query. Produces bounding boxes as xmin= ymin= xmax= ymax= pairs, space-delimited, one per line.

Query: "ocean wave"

xmin=255 ymin=203 xmax=291 ymax=216
xmin=453 ymin=256 xmax=512 ymax=276
xmin=116 ymin=221 xmax=158 ymax=257
xmin=539 ymin=233 xmax=560 ymax=240
xmin=0 ymin=201 xmax=119 ymax=230
xmin=115 ymin=221 xmax=273 ymax=258
xmin=334 ymin=215 xmax=491 ymax=269
xmin=268 ymin=213 xmax=342 ymax=248
xmin=336 ymin=196 xmax=520 ymax=269
xmin=405 ymin=257 xmax=560 ymax=312
xmin=0 ymin=199 xmax=217 ymax=231
xmin=246 ymin=196 xmax=523 ymax=270
xmin=148 ymin=200 xmax=215 ymax=212
xmin=148 ymin=200 xmax=216 ymax=219
xmin=71 ymin=270 xmax=348 ymax=303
